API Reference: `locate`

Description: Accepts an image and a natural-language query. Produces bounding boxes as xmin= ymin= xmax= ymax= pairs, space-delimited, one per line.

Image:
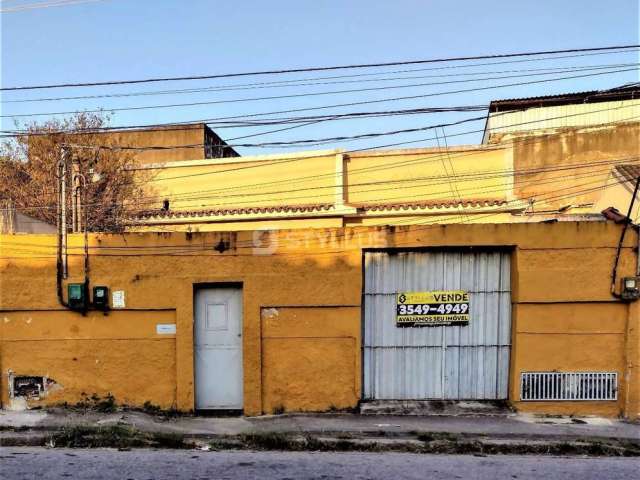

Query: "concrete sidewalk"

xmin=1 ymin=408 xmax=638 ymax=442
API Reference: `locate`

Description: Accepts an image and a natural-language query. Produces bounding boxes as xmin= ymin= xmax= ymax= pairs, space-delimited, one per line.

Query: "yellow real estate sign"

xmin=396 ymin=291 xmax=470 ymax=327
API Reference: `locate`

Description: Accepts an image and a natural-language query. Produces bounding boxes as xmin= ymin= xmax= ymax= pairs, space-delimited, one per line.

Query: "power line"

xmin=5 ymin=104 xmax=638 ymax=213
xmin=3 ymin=66 xmax=636 ymax=119
xmin=3 ymin=103 xmax=636 ymax=240
xmin=267 ymin=178 xmax=628 ymax=256
xmin=9 ymin=155 xmax=631 ymax=219
xmin=4 ymin=62 xmax=636 ymax=104
xmin=3 ymin=73 xmax=636 ymax=138
xmin=0 ymin=106 xmax=488 ymax=138
xmin=66 ymin=114 xmax=488 ymax=151
xmin=0 ymin=0 xmax=108 ymax=13
xmin=131 ymin=102 xmax=640 ymax=183
xmin=97 ymin=115 xmax=640 ymax=213
xmin=2 ymin=151 xmax=621 ymax=221
xmin=2 ymin=45 xmax=638 ymax=91
xmin=8 ymin=133 xmax=639 ymax=217
xmin=4 ymin=159 xmax=625 ymax=242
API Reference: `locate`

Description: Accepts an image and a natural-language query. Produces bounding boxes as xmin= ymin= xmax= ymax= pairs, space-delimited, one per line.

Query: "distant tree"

xmin=0 ymin=112 xmax=148 ymax=232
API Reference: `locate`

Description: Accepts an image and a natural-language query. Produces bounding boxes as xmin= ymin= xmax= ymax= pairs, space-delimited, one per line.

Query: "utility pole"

xmin=59 ymin=147 xmax=68 ymax=279
xmin=57 ymin=145 xmax=91 ymax=312
xmin=71 ymin=155 xmax=81 ymax=233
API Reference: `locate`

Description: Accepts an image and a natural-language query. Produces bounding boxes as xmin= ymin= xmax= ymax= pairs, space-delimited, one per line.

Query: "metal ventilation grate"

xmin=520 ymin=372 xmax=617 ymax=401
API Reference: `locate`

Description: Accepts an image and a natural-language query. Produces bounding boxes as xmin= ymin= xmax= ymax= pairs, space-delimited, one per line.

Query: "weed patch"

xmin=416 ymin=431 xmax=457 ymax=442
xmin=240 ymin=432 xmax=294 ymax=450
xmin=208 ymin=431 xmax=640 ymax=457
xmin=271 ymin=405 xmax=286 ymax=415
xmin=46 ymin=425 xmax=192 ymax=449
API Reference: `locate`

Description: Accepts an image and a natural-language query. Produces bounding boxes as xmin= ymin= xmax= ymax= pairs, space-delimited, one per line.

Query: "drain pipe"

xmin=60 ymin=149 xmax=68 ymax=280
xmin=611 ymin=176 xmax=640 ymax=297
xmin=56 ymin=149 xmax=69 ymax=308
xmin=74 ymin=172 xmax=90 ymax=315
xmin=623 ymin=187 xmax=640 ymax=419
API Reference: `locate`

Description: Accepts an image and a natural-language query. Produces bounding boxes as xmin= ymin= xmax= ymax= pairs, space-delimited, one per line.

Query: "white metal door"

xmin=194 ymin=286 xmax=243 ymax=409
xmin=363 ymin=251 xmax=511 ymax=400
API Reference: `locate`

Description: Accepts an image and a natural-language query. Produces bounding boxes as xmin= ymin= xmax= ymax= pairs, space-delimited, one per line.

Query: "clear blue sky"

xmin=1 ymin=0 xmax=639 ymax=155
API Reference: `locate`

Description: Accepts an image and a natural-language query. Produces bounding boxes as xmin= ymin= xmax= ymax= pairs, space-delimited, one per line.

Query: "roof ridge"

xmin=134 ymin=203 xmax=336 ymax=220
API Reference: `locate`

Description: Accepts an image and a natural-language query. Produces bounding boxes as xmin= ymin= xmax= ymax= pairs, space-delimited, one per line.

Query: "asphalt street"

xmin=1 ymin=448 xmax=639 ymax=480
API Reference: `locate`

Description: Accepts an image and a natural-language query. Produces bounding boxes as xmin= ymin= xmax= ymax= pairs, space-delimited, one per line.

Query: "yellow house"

xmin=1 ymin=220 xmax=639 ymax=419
xmin=3 ymin=88 xmax=640 ymax=419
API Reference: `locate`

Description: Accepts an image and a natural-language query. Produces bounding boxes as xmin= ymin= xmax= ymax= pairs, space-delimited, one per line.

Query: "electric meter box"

xmin=621 ymin=277 xmax=640 ymax=301
xmin=67 ymin=283 xmax=86 ymax=310
xmin=93 ymin=286 xmax=109 ymax=310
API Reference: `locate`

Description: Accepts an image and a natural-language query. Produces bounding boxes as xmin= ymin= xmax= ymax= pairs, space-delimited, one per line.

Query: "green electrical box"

xmin=67 ymin=283 xmax=86 ymax=310
xmin=93 ymin=286 xmax=109 ymax=310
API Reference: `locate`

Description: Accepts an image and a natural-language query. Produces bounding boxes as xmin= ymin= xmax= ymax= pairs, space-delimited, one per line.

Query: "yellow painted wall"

xmin=345 ymin=147 xmax=511 ymax=205
xmin=350 ymin=212 xmax=516 ymax=227
xmin=137 ymin=150 xmax=339 ymax=213
xmin=2 ymin=311 xmax=177 ymax=408
xmin=132 ymin=146 xmax=517 ymax=231
xmin=261 ymin=307 xmax=360 ymax=413
xmin=506 ymin=123 xmax=640 ymax=212
xmin=0 ymin=222 xmax=638 ymax=418
xmin=511 ymin=303 xmax=627 ymax=416
xmin=595 ymin=177 xmax=640 ymax=223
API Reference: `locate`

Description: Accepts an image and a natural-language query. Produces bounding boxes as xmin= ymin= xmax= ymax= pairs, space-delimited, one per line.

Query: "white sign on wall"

xmin=112 ymin=290 xmax=125 ymax=309
xmin=156 ymin=324 xmax=177 ymax=335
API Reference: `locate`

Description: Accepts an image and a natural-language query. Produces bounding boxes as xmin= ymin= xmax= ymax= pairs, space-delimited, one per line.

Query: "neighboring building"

xmin=96 ymin=123 xmax=240 ymax=164
xmin=130 ymin=146 xmax=523 ymax=231
xmin=0 ymin=201 xmax=56 ymax=234
xmin=595 ymin=164 xmax=640 ymax=222
xmin=28 ymin=123 xmax=240 ymax=166
xmin=481 ymin=86 xmax=640 ymax=221
xmin=483 ymin=84 xmax=640 ymax=143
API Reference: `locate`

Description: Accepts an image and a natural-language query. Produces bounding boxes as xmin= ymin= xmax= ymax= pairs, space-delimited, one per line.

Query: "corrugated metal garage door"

xmin=363 ymin=250 xmax=511 ymax=400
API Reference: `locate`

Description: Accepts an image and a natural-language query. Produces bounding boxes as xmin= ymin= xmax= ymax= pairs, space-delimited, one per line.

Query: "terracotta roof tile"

xmin=613 ymin=164 xmax=640 ymax=185
xmin=354 ymin=199 xmax=508 ymax=212
xmin=135 ymin=203 xmax=336 ymax=220
xmin=601 ymin=207 xmax=630 ymax=224
xmin=134 ymin=199 xmax=509 ymax=222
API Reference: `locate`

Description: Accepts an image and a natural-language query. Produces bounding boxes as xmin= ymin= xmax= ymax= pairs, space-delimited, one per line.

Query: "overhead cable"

xmin=2 ymin=45 xmax=638 ymax=91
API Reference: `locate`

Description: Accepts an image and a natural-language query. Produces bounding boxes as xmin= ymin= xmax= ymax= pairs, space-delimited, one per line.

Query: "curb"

xmin=2 ymin=426 xmax=639 ymax=456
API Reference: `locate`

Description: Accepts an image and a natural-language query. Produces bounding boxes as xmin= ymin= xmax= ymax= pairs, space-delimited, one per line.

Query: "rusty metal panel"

xmin=363 ymin=250 xmax=511 ymax=400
